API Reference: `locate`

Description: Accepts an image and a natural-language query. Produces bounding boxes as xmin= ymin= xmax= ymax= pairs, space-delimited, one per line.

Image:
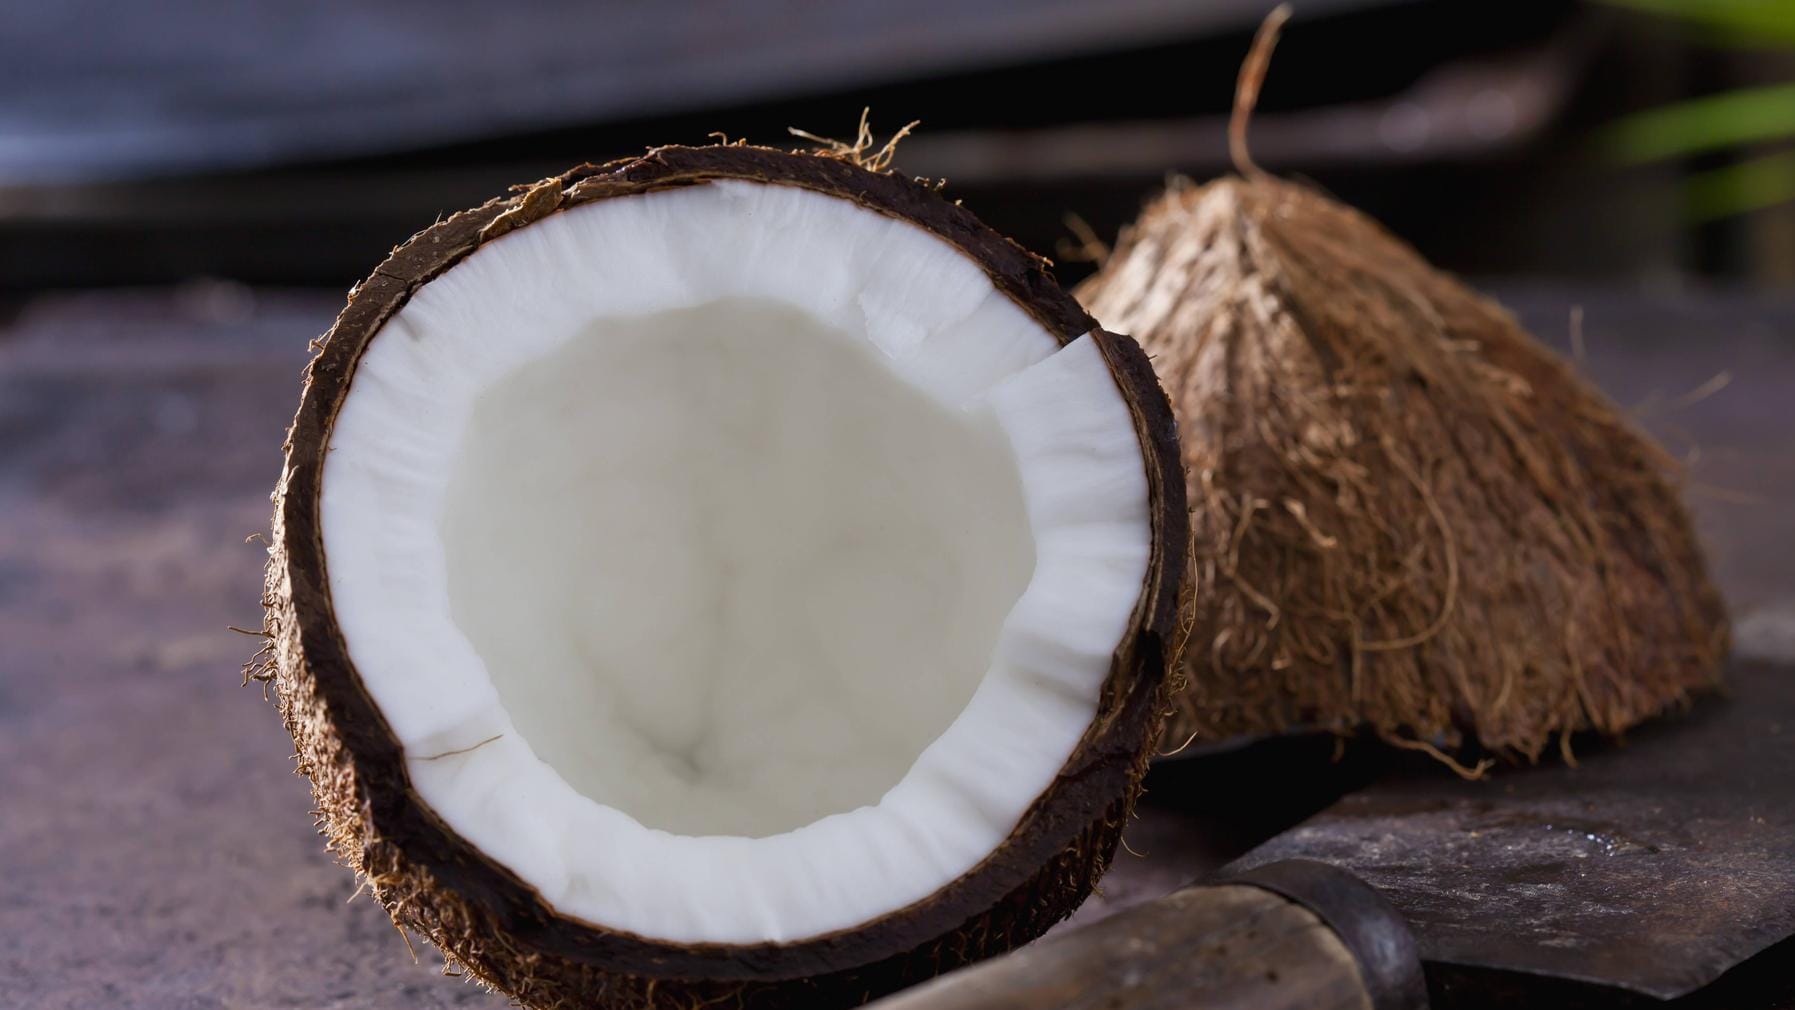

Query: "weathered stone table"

xmin=3 ymin=285 xmax=1791 ymax=1008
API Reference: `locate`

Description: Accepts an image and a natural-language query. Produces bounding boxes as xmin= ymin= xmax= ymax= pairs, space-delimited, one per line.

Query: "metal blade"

xmin=1227 ymin=660 xmax=1795 ymax=999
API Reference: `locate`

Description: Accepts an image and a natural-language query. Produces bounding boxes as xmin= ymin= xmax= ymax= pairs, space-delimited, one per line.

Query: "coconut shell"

xmin=254 ymin=144 xmax=1188 ymax=1009
xmin=1076 ymin=173 xmax=1728 ymax=764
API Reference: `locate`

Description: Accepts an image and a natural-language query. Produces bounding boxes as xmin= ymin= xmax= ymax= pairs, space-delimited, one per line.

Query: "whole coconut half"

xmin=1072 ymin=6 xmax=1726 ymax=769
xmin=1076 ymin=169 xmax=1727 ymax=767
xmin=253 ymin=144 xmax=1186 ymax=1008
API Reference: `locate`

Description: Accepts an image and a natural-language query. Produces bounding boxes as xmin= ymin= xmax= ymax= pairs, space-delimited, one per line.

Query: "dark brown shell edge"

xmin=258 ymin=144 xmax=1189 ymax=1010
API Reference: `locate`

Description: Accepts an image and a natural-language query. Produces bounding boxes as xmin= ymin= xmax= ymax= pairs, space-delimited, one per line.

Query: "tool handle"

xmin=868 ymin=860 xmax=1427 ymax=1010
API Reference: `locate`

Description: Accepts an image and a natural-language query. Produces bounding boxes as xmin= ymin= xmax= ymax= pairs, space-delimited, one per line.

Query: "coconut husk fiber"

xmin=1074 ymin=9 xmax=1729 ymax=768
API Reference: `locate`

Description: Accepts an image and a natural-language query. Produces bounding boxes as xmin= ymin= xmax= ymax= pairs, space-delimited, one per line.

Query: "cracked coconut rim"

xmin=320 ymin=178 xmax=1154 ymax=944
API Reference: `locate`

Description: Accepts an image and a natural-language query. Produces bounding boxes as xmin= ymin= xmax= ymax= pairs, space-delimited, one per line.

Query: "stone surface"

xmin=1 ymin=283 xmax=1790 ymax=1008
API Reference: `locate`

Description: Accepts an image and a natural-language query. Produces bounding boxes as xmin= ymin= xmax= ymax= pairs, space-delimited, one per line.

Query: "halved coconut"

xmin=257 ymin=145 xmax=1186 ymax=1009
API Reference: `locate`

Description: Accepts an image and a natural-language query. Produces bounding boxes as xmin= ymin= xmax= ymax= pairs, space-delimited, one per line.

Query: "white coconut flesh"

xmin=321 ymin=179 xmax=1152 ymax=945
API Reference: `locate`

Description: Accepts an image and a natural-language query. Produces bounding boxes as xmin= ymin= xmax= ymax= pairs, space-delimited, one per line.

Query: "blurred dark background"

xmin=3 ymin=0 xmax=1794 ymax=296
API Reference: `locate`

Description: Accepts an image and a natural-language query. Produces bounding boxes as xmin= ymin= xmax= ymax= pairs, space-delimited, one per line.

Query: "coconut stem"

xmin=1229 ymin=4 xmax=1292 ymax=179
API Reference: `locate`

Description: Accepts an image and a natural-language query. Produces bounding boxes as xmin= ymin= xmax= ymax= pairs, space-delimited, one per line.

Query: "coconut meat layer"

xmin=321 ymin=180 xmax=1151 ymax=944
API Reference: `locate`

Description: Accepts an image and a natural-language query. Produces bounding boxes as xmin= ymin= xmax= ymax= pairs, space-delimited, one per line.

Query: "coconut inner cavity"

xmin=320 ymin=180 xmax=1155 ymax=942
xmin=440 ymin=298 xmax=1035 ymax=838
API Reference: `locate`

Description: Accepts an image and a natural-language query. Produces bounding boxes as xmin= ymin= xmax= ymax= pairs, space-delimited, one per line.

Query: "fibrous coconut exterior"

xmin=1077 ymin=172 xmax=1728 ymax=765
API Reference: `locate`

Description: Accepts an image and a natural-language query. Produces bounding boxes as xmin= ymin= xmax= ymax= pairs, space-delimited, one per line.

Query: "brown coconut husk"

xmin=1076 ymin=8 xmax=1728 ymax=767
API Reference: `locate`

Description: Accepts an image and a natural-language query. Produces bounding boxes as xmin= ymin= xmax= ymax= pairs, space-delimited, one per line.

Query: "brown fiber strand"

xmin=1229 ymin=4 xmax=1291 ymax=178
xmin=788 ymin=109 xmax=919 ymax=174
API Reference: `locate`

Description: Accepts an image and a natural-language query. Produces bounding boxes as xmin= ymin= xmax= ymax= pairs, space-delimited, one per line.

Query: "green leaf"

xmin=1600 ymin=82 xmax=1795 ymax=163
xmin=1597 ymin=0 xmax=1795 ymax=46
xmin=1683 ymin=149 xmax=1795 ymax=221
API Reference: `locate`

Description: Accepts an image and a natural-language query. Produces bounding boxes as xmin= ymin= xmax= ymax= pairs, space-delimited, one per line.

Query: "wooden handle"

xmin=867 ymin=860 xmax=1426 ymax=1010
